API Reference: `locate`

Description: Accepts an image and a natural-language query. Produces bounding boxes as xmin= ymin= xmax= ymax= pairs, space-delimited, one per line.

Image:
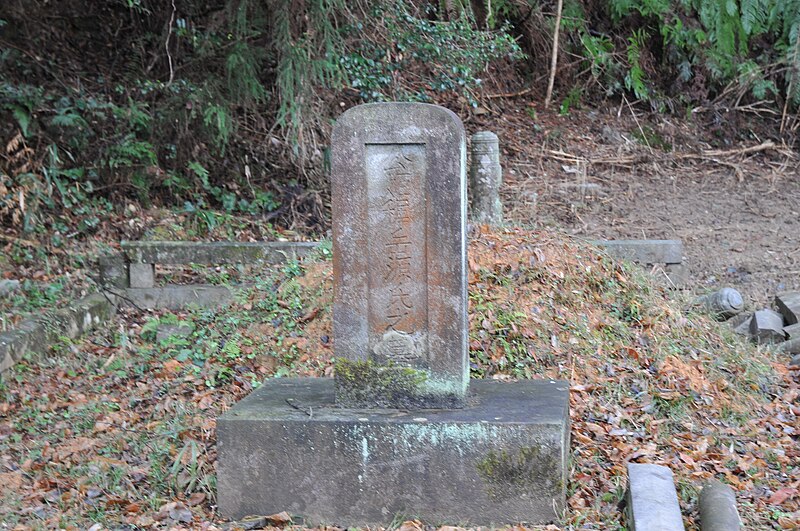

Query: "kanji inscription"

xmin=366 ymin=144 xmax=427 ymax=363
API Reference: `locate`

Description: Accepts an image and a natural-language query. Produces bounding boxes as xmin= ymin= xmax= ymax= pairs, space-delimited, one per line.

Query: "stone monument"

xmin=469 ymin=131 xmax=503 ymax=225
xmin=217 ymin=103 xmax=569 ymax=526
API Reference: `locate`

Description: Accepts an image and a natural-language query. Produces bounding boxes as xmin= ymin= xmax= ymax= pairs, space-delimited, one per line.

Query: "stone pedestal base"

xmin=217 ymin=378 xmax=569 ymax=527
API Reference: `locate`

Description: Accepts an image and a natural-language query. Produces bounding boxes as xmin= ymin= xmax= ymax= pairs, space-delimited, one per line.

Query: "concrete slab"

xmin=217 ymin=377 xmax=569 ymax=526
xmin=626 ymin=463 xmax=685 ymax=531
xmin=699 ymin=480 xmax=741 ymax=530
xmin=129 ymin=263 xmax=155 ymax=288
xmin=119 ymin=285 xmax=233 ymax=310
xmin=0 ymin=293 xmax=116 ymax=374
xmin=121 ymin=241 xmax=318 ymax=265
xmin=593 ymin=240 xmax=683 ymax=265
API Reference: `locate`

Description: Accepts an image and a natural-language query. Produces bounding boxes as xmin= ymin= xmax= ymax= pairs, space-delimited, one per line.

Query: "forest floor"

xmin=470 ymin=102 xmax=800 ymax=308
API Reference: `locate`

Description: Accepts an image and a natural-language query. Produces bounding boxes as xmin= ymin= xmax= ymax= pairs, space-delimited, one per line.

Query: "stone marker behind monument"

xmin=331 ymin=103 xmax=468 ymax=409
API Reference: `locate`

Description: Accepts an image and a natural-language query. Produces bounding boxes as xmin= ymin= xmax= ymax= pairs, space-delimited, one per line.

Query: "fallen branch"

xmin=544 ymin=0 xmax=564 ymax=109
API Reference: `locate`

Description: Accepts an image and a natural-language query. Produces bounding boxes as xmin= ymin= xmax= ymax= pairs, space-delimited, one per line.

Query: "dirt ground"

xmin=471 ymin=103 xmax=800 ymax=308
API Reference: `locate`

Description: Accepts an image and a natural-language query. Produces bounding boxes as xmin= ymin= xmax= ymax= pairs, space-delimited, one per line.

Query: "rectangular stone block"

xmin=121 ymin=241 xmax=318 ymax=265
xmin=626 ymin=463 xmax=685 ymax=531
xmin=593 ymin=239 xmax=683 ymax=265
xmin=129 ymin=263 xmax=155 ymax=288
xmin=217 ymin=378 xmax=569 ymax=527
xmin=119 ymin=285 xmax=232 ymax=310
xmin=776 ymin=292 xmax=800 ymax=325
xmin=331 ymin=103 xmax=468 ymax=408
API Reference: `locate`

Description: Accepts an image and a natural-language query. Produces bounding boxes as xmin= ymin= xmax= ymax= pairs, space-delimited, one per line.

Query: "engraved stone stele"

xmin=216 ymin=103 xmax=569 ymax=527
xmin=331 ymin=102 xmax=468 ymax=409
xmin=469 ymin=131 xmax=503 ymax=225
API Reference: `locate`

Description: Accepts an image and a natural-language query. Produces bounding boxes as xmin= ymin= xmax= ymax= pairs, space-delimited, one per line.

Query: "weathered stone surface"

xmin=593 ymin=239 xmax=683 ymax=265
xmin=790 ymin=354 xmax=800 ymax=366
xmin=331 ymin=103 xmax=468 ymax=408
xmin=119 ymin=285 xmax=232 ymax=310
xmin=97 ymin=253 xmax=129 ymax=288
xmin=217 ymin=377 xmax=569 ymax=526
xmin=0 ymin=279 xmax=21 ymax=297
xmin=663 ymin=263 xmax=689 ymax=288
xmin=784 ymin=322 xmax=800 ymax=339
xmin=775 ymin=291 xmax=800 ymax=325
xmin=129 ymin=263 xmax=155 ymax=288
xmin=749 ymin=309 xmax=786 ymax=344
xmin=0 ymin=293 xmax=116 ymax=374
xmin=121 ymin=241 xmax=318 ymax=265
xmin=626 ymin=463 xmax=685 ymax=531
xmin=702 ymin=288 xmax=744 ymax=321
xmin=156 ymin=323 xmax=193 ymax=343
xmin=781 ymin=337 xmax=800 ymax=355
xmin=699 ymin=480 xmax=741 ymax=531
xmin=731 ymin=313 xmax=752 ymax=336
xmin=469 ymin=131 xmax=503 ymax=225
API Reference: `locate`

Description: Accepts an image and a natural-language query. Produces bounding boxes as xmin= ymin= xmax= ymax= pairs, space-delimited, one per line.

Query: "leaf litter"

xmin=0 ymin=227 xmax=797 ymax=529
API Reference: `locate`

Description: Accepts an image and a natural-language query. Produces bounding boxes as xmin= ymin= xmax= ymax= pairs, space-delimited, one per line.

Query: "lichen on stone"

xmin=333 ymin=357 xmax=430 ymax=409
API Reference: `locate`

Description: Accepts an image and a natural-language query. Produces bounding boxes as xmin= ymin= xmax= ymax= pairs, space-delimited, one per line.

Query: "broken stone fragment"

xmin=775 ymin=292 xmax=800 ymax=325
xmin=730 ymin=313 xmax=752 ymax=336
xmin=749 ymin=309 xmax=786 ymax=345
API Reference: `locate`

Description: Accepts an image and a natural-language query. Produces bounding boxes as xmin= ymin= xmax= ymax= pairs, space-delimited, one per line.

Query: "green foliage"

xmin=566 ymin=0 xmax=800 ymax=108
xmin=340 ymin=4 xmax=523 ymax=104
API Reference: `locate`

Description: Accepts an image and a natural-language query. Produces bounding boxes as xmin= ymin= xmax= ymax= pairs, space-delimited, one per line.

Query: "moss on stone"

xmin=334 ymin=358 xmax=430 ymax=409
xmin=476 ymin=446 xmax=559 ymax=501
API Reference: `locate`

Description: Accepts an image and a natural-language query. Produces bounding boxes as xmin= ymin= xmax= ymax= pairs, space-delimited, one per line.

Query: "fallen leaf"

xmin=265 ymin=511 xmax=292 ymax=525
xmin=768 ymin=487 xmax=797 ymax=505
xmin=187 ymin=492 xmax=205 ymax=506
xmin=398 ymin=520 xmax=423 ymax=531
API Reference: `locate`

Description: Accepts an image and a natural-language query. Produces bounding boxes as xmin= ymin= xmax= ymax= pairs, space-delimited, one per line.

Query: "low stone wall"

xmin=99 ymin=240 xmax=320 ymax=309
xmin=0 ymin=293 xmax=117 ymax=374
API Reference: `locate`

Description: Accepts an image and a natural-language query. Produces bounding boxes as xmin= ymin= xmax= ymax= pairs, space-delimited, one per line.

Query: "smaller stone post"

xmin=469 ymin=131 xmax=503 ymax=225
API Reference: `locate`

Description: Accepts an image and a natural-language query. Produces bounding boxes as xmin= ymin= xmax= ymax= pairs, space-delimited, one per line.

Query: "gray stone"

xmin=121 ymin=241 xmax=318 ymax=265
xmin=625 ymin=463 xmax=685 ymax=531
xmin=217 ymin=377 xmax=569 ymax=526
xmin=699 ymin=480 xmax=741 ymax=530
xmin=331 ymin=103 xmax=468 ymax=409
xmin=593 ymin=239 xmax=683 ymax=265
xmin=97 ymin=253 xmax=129 ymax=288
xmin=781 ymin=337 xmax=800 ymax=355
xmin=775 ymin=291 xmax=800 ymax=325
xmin=663 ymin=263 xmax=689 ymax=288
xmin=749 ymin=309 xmax=786 ymax=344
xmin=1 ymin=293 xmax=116 ymax=374
xmin=156 ymin=323 xmax=193 ymax=343
xmin=702 ymin=288 xmax=744 ymax=321
xmin=469 ymin=131 xmax=503 ymax=225
xmin=129 ymin=263 xmax=155 ymax=288
xmin=0 ymin=279 xmax=20 ymax=297
xmin=790 ymin=354 xmax=800 ymax=366
xmin=119 ymin=285 xmax=233 ymax=310
xmin=731 ymin=313 xmax=753 ymax=336
xmin=783 ymin=322 xmax=800 ymax=339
